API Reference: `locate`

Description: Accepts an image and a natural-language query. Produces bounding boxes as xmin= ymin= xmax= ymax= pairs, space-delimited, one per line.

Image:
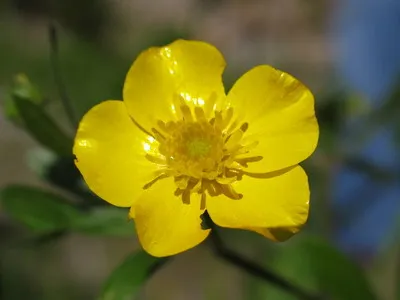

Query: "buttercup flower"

xmin=73 ymin=40 xmax=319 ymax=257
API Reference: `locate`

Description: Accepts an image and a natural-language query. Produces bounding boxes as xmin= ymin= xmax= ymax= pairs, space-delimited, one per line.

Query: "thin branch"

xmin=204 ymin=212 xmax=323 ymax=300
xmin=48 ymin=23 xmax=77 ymax=127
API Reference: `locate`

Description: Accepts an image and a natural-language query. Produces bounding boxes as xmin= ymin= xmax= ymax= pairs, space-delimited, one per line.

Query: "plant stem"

xmin=204 ymin=212 xmax=322 ymax=300
xmin=48 ymin=23 xmax=77 ymax=128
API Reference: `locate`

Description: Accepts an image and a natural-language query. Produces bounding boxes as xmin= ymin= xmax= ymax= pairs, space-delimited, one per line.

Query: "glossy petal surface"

xmin=227 ymin=65 xmax=319 ymax=173
xmin=123 ymin=39 xmax=227 ymax=131
xmin=73 ymin=100 xmax=162 ymax=207
xmin=251 ymin=227 xmax=301 ymax=242
xmin=207 ymin=166 xmax=309 ymax=230
xmin=131 ymin=177 xmax=210 ymax=257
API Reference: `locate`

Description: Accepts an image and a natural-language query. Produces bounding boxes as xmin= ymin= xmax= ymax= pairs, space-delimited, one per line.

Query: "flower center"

xmin=159 ymin=120 xmax=225 ymax=179
xmin=144 ymin=93 xmax=263 ymax=209
xmin=188 ymin=138 xmax=212 ymax=158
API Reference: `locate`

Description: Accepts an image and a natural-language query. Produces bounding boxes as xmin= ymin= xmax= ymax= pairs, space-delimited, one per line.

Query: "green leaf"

xmin=253 ymin=241 xmax=318 ymax=300
xmin=4 ymin=74 xmax=44 ymax=123
xmin=0 ymin=185 xmax=82 ymax=233
xmin=13 ymin=97 xmax=73 ymax=156
xmin=307 ymin=237 xmax=377 ymax=300
xmin=253 ymin=236 xmax=377 ymax=300
xmin=100 ymin=251 xmax=166 ymax=300
xmin=4 ymin=94 xmax=20 ymax=122
xmin=26 ymin=147 xmax=58 ymax=179
xmin=12 ymin=73 xmax=44 ymax=104
xmin=72 ymin=207 xmax=135 ymax=237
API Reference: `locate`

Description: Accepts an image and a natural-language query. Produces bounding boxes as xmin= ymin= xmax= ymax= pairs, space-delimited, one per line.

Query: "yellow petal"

xmin=227 ymin=65 xmax=319 ymax=173
xmin=73 ymin=100 xmax=163 ymax=207
xmin=123 ymin=39 xmax=227 ymax=131
xmin=207 ymin=165 xmax=309 ymax=230
xmin=132 ymin=177 xmax=210 ymax=257
xmin=251 ymin=227 xmax=301 ymax=242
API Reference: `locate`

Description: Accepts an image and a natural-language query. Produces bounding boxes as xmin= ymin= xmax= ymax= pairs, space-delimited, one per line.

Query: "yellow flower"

xmin=73 ymin=40 xmax=319 ymax=257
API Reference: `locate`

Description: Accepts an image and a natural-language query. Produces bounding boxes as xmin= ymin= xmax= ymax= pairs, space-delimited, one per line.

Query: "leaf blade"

xmin=100 ymin=251 xmax=167 ymax=300
xmin=71 ymin=207 xmax=135 ymax=237
xmin=14 ymin=97 xmax=73 ymax=156
xmin=0 ymin=185 xmax=82 ymax=233
xmin=252 ymin=236 xmax=378 ymax=300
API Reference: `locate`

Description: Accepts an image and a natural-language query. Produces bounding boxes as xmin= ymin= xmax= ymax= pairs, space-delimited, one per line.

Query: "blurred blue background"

xmin=332 ymin=0 xmax=400 ymax=258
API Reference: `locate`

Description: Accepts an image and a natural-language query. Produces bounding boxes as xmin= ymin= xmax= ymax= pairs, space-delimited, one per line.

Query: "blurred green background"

xmin=0 ymin=0 xmax=399 ymax=299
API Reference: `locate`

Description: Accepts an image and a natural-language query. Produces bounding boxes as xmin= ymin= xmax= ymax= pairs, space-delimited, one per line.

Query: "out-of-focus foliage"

xmin=71 ymin=207 xmax=134 ymax=237
xmin=249 ymin=237 xmax=377 ymax=300
xmin=1 ymin=185 xmax=81 ymax=233
xmin=13 ymin=97 xmax=73 ymax=156
xmin=5 ymin=0 xmax=112 ymax=41
xmin=100 ymin=251 xmax=166 ymax=300
xmin=0 ymin=185 xmax=137 ymax=237
xmin=4 ymin=74 xmax=44 ymax=123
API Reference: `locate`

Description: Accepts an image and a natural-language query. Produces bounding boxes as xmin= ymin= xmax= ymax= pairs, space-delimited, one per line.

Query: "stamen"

xmin=143 ymin=173 xmax=170 ymax=189
xmin=235 ymin=140 xmax=259 ymax=155
xmin=225 ymin=168 xmax=244 ymax=182
xmin=225 ymin=130 xmax=243 ymax=150
xmin=145 ymin=154 xmax=166 ymax=165
xmin=214 ymin=111 xmax=223 ymax=129
xmin=216 ymin=177 xmax=237 ymax=184
xmin=182 ymin=189 xmax=191 ymax=204
xmin=228 ymin=161 xmax=243 ymax=170
xmin=156 ymin=120 xmax=171 ymax=135
xmin=194 ymin=107 xmax=207 ymax=122
xmin=204 ymin=92 xmax=217 ymax=117
xmin=221 ymin=107 xmax=234 ymax=130
xmin=235 ymin=156 xmax=263 ymax=167
xmin=200 ymin=192 xmax=206 ymax=210
xmin=220 ymin=184 xmax=243 ymax=200
xmin=230 ymin=169 xmax=284 ymax=179
xmin=225 ymin=119 xmax=240 ymax=135
xmin=145 ymin=94 xmax=264 ymax=207
xmin=203 ymin=180 xmax=219 ymax=196
xmin=212 ymin=181 xmax=224 ymax=196
xmin=175 ymin=176 xmax=189 ymax=189
xmin=172 ymin=93 xmax=185 ymax=119
xmin=240 ymin=122 xmax=249 ymax=132
xmin=180 ymin=105 xmax=193 ymax=122
xmin=151 ymin=128 xmax=166 ymax=141
xmin=191 ymin=180 xmax=202 ymax=193
xmin=174 ymin=188 xmax=184 ymax=196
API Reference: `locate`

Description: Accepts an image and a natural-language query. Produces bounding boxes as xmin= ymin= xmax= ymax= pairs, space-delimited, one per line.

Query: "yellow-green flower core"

xmin=187 ymin=138 xmax=213 ymax=158
xmin=145 ymin=94 xmax=262 ymax=209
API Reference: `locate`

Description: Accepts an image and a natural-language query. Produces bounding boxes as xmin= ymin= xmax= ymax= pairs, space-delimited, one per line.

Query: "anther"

xmin=180 ymin=105 xmax=193 ymax=122
xmin=182 ymin=189 xmax=191 ymax=204
xmin=151 ymin=128 xmax=166 ymax=141
xmin=194 ymin=107 xmax=207 ymax=122
xmin=240 ymin=122 xmax=249 ymax=132
xmin=220 ymin=184 xmax=243 ymax=200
